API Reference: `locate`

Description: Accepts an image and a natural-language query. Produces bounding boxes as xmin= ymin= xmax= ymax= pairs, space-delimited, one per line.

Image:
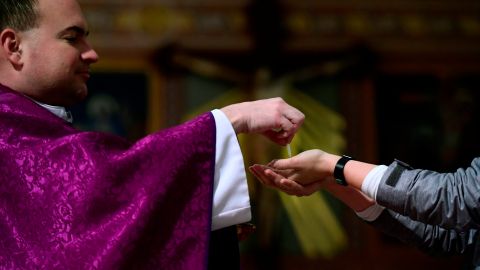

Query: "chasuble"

xmin=0 ymin=84 xmax=222 ymax=269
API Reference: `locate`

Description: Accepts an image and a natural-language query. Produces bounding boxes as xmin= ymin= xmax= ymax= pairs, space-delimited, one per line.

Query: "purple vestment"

xmin=0 ymin=84 xmax=215 ymax=269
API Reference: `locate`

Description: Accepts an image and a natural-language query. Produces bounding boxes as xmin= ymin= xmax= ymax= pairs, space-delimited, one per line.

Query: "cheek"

xmin=29 ymin=43 xmax=76 ymax=71
xmin=27 ymin=47 xmax=55 ymax=73
xmin=39 ymin=55 xmax=75 ymax=82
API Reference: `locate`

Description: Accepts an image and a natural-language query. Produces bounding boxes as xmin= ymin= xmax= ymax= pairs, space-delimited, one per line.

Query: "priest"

xmin=0 ymin=0 xmax=305 ymax=269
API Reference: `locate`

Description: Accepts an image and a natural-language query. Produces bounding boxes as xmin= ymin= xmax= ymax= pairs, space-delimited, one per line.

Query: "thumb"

xmin=268 ymin=157 xmax=296 ymax=170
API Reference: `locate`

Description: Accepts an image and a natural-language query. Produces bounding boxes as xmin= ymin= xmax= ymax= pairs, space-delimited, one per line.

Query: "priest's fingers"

xmin=220 ymin=97 xmax=304 ymax=137
xmin=264 ymin=108 xmax=304 ymax=145
xmin=278 ymin=105 xmax=305 ymax=142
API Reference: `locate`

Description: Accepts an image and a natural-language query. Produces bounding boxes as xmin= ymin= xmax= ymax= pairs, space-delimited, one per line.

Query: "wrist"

xmin=313 ymin=152 xmax=341 ymax=185
xmin=220 ymin=105 xmax=245 ymax=134
xmin=334 ymin=155 xmax=353 ymax=186
xmin=325 ymin=183 xmax=376 ymax=212
xmin=320 ymin=153 xmax=341 ymax=177
xmin=321 ymin=176 xmax=338 ymax=190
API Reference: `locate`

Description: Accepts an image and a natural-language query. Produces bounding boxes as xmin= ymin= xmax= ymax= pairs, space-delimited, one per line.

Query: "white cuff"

xmin=210 ymin=109 xmax=251 ymax=231
xmin=361 ymin=165 xmax=388 ymax=201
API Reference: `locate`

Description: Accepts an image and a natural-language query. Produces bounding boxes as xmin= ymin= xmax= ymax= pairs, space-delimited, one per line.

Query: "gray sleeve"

xmin=370 ymin=209 xmax=477 ymax=256
xmin=376 ymin=158 xmax=480 ymax=230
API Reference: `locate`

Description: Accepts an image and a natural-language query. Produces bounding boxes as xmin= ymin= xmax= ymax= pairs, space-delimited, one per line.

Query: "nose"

xmin=82 ymin=45 xmax=99 ymax=64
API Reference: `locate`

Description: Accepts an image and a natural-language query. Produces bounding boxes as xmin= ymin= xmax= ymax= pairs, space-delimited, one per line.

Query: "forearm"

xmin=321 ymin=155 xmax=385 ymax=221
xmin=323 ymin=178 xmax=375 ymax=212
xmin=317 ymin=153 xmax=377 ymax=190
xmin=342 ymin=159 xmax=377 ymax=190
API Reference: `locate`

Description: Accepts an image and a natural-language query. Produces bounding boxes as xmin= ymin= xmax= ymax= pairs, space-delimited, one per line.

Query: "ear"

xmin=0 ymin=28 xmax=22 ymax=66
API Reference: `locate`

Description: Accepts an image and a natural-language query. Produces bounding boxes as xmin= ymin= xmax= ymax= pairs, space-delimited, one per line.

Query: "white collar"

xmin=34 ymin=101 xmax=73 ymax=123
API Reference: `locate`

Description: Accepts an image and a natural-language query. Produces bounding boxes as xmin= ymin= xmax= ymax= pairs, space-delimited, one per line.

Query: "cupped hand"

xmin=266 ymin=149 xmax=335 ymax=186
xmin=249 ymin=164 xmax=323 ymax=196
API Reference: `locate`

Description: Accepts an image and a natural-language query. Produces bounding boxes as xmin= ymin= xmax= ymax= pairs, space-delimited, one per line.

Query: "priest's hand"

xmin=220 ymin=97 xmax=304 ymax=146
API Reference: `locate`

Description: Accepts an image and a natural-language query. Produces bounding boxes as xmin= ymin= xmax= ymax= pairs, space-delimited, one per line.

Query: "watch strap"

xmin=334 ymin=155 xmax=353 ymax=186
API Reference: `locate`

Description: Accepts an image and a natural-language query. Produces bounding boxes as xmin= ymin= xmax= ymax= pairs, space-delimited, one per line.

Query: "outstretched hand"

xmin=249 ymin=164 xmax=323 ymax=196
xmin=249 ymin=149 xmax=339 ymax=196
xmin=220 ymin=97 xmax=304 ymax=146
xmin=268 ymin=149 xmax=335 ymax=185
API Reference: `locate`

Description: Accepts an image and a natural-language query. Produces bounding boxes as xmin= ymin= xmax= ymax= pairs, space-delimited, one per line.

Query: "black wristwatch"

xmin=334 ymin=155 xmax=353 ymax=186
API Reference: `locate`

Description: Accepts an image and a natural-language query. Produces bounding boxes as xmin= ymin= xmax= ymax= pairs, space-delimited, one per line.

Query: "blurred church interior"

xmin=75 ymin=0 xmax=480 ymax=269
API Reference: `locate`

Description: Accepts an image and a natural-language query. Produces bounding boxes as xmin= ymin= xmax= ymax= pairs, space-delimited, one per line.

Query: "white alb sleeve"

xmin=210 ymin=109 xmax=251 ymax=231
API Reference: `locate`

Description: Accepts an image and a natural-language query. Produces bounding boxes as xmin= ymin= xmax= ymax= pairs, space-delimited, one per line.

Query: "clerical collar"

xmin=34 ymin=101 xmax=73 ymax=123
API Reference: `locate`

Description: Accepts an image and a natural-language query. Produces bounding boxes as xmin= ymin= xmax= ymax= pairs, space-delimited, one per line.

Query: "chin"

xmin=73 ymin=92 xmax=88 ymax=105
xmin=76 ymin=85 xmax=89 ymax=97
xmin=78 ymin=89 xmax=88 ymax=100
xmin=63 ymin=88 xmax=88 ymax=107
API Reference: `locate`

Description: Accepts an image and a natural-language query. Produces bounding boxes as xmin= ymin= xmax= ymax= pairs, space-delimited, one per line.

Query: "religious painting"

xmin=70 ymin=72 xmax=149 ymax=142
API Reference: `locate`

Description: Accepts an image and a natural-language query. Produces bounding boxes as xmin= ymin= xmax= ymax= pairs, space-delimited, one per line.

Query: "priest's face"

xmin=18 ymin=0 xmax=99 ymax=106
